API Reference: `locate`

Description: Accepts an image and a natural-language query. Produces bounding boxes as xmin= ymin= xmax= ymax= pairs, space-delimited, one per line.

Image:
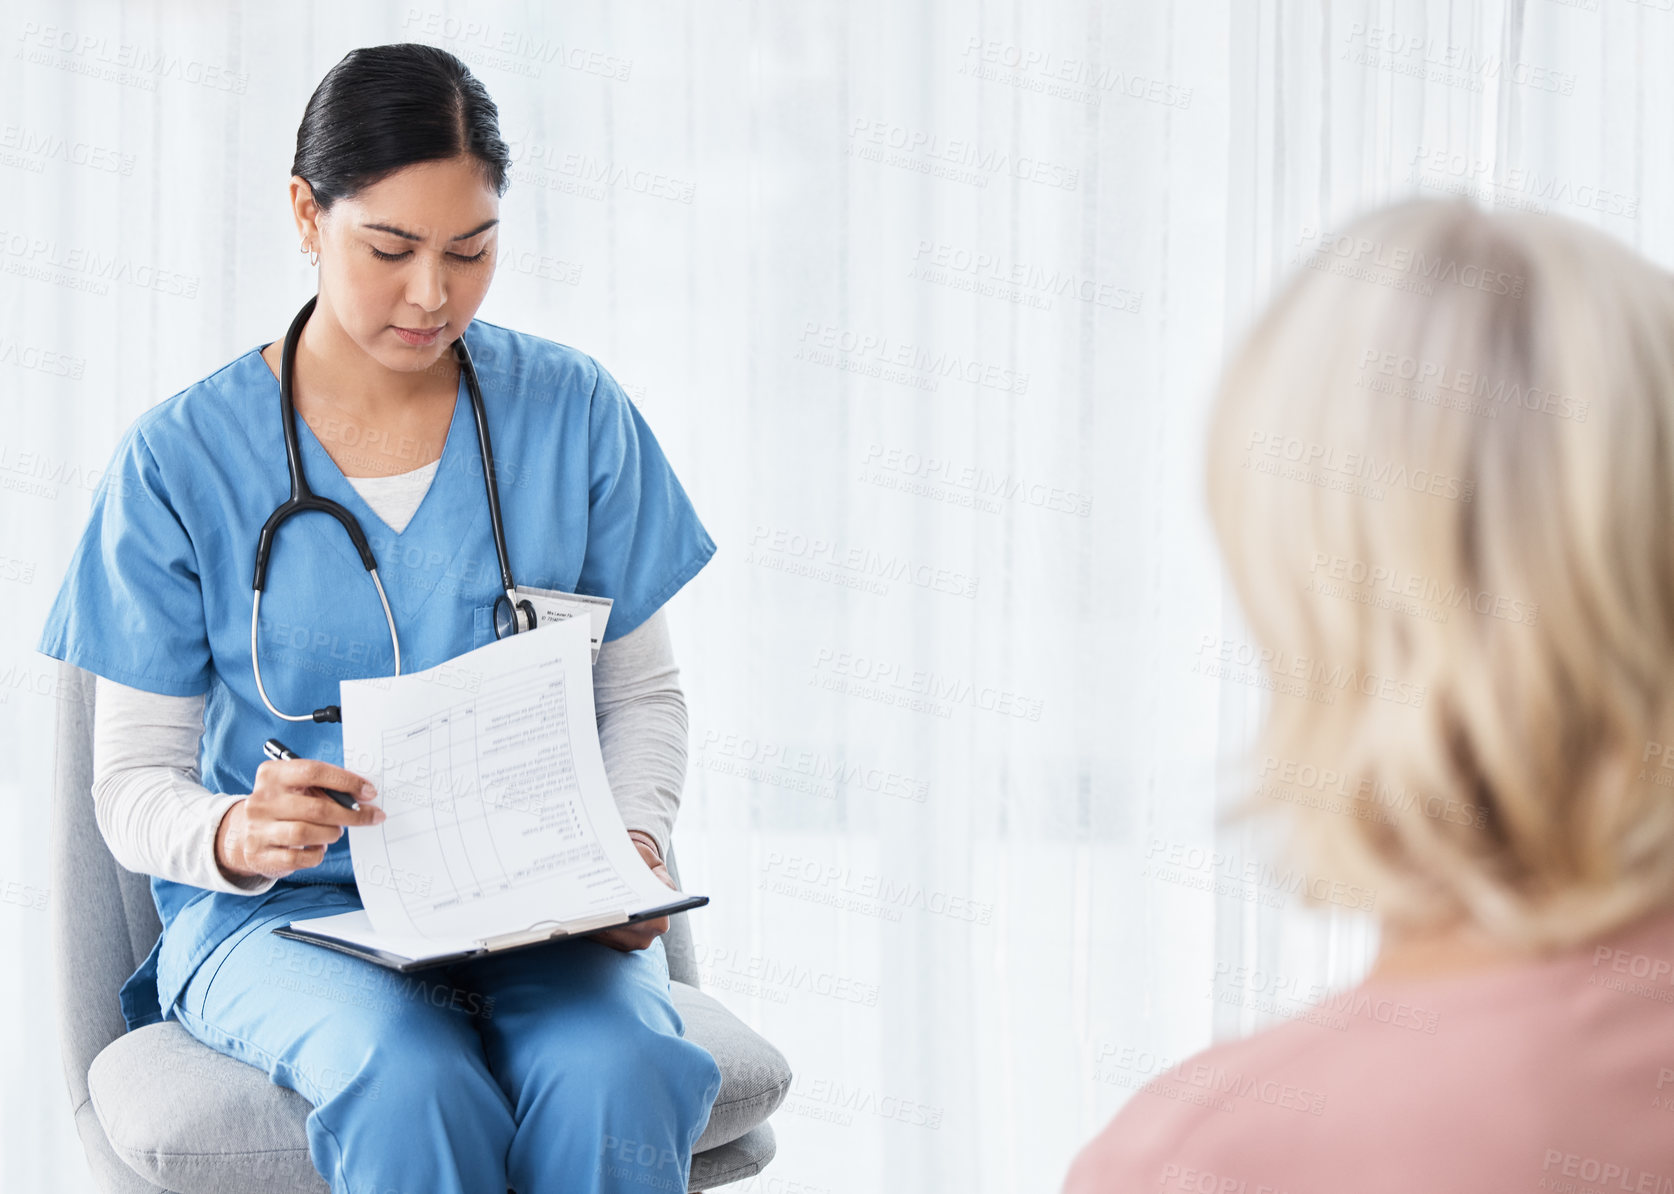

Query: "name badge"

xmin=513 ymin=584 xmax=613 ymax=662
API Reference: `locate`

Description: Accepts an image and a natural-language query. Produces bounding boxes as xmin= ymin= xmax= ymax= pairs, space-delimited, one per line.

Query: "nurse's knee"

xmin=315 ymin=1029 xmax=502 ymax=1122
xmin=589 ymin=1015 xmax=722 ymax=1112
xmin=581 ymin=1030 xmax=715 ymax=1194
xmin=597 ymin=1130 xmax=688 ymax=1192
xmin=304 ymin=1039 xmax=513 ymax=1190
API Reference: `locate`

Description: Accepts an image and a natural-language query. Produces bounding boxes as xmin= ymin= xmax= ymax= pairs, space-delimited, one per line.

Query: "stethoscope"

xmin=250 ymin=294 xmax=537 ymax=724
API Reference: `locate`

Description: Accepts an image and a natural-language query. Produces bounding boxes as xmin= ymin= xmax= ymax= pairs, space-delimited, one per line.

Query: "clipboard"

xmin=269 ymin=893 xmax=710 ymax=973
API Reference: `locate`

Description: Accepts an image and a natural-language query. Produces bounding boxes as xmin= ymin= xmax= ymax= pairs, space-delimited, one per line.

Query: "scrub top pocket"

xmin=472 ymin=601 xmax=496 ymax=648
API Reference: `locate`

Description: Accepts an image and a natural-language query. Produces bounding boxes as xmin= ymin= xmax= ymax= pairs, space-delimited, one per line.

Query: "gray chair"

xmin=50 ymin=661 xmax=790 ymax=1193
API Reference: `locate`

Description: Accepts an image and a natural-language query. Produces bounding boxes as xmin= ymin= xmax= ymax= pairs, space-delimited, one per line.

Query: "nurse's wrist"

xmin=626 ymin=828 xmax=663 ymax=864
xmin=213 ymin=799 xmax=262 ymax=882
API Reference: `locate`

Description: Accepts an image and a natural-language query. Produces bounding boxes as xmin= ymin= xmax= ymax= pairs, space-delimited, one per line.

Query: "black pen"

xmin=262 ymin=738 xmax=362 ymax=811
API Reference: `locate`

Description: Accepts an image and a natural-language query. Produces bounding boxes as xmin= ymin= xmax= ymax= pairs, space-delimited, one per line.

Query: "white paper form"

xmin=339 ymin=614 xmax=676 ymax=943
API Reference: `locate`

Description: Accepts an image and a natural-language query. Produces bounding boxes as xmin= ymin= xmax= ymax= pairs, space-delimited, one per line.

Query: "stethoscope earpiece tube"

xmin=456 ymin=334 xmax=518 ymax=599
xmin=250 ymin=295 xmax=520 ymax=726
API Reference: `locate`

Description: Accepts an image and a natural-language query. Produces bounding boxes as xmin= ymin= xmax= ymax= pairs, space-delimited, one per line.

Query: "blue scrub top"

xmin=36 ymin=316 xmax=717 ymax=1032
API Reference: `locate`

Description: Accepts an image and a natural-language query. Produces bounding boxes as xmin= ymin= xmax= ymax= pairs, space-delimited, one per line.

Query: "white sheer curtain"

xmin=1 ymin=1 xmax=1664 ymax=1190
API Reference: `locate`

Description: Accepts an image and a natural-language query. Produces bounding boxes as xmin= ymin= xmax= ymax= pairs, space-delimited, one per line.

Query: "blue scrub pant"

xmin=169 ymin=885 xmax=723 ymax=1194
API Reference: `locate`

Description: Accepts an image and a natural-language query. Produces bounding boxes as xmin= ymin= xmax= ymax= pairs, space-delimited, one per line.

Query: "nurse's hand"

xmin=214 ymin=758 xmax=386 ymax=882
xmin=586 ymin=831 xmax=676 ymax=952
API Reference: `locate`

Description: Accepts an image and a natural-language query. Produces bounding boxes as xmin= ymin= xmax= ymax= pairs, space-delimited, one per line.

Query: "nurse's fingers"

xmin=586 ymin=837 xmax=673 ymax=950
xmin=256 ymin=790 xmax=386 ymax=837
xmin=248 ymin=764 xmax=386 ymax=854
xmin=252 ymin=759 xmax=383 ymax=821
xmin=586 ymin=916 xmax=666 ymax=952
xmin=236 ymin=813 xmax=348 ymax=858
xmin=246 ymin=840 xmax=329 ymax=875
xmin=257 ymin=757 xmax=377 ymax=803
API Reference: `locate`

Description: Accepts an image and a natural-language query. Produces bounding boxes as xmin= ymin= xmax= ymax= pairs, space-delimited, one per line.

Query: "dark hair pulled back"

xmin=291 ymin=43 xmax=510 ymax=209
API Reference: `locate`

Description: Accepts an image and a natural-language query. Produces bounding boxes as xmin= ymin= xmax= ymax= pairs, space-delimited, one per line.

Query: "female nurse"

xmin=37 ymin=43 xmax=723 ymax=1194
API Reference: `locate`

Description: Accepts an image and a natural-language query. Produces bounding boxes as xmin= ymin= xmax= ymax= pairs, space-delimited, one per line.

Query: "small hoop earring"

xmin=299 ymin=237 xmax=318 ymax=267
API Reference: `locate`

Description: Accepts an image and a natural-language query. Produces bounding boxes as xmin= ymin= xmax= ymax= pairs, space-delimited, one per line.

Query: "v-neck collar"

xmin=245 ymin=329 xmax=494 ymax=631
xmin=289 ymin=365 xmax=469 ymax=541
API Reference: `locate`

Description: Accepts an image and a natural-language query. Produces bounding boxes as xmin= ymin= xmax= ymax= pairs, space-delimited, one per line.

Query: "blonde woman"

xmin=1066 ymin=198 xmax=1674 ymax=1190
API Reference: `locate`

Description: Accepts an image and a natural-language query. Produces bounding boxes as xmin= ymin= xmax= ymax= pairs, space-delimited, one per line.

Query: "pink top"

xmin=1064 ymin=908 xmax=1674 ymax=1194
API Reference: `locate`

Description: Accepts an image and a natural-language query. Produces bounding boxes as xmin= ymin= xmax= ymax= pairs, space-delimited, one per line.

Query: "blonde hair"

xmin=1207 ymin=198 xmax=1674 ymax=950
